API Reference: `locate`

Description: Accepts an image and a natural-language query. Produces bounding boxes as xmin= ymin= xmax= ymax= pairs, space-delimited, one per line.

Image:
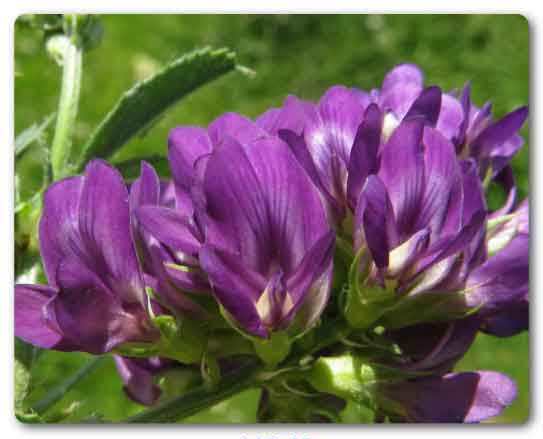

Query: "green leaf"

xmin=77 ymin=47 xmax=237 ymax=169
xmin=15 ymin=114 xmax=55 ymax=157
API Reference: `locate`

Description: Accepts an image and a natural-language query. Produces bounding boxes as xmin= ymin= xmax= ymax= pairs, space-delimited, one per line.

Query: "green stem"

xmin=50 ymin=16 xmax=83 ymax=180
xmin=32 ymin=356 xmax=103 ymax=414
xmin=126 ymin=358 xmax=262 ymax=423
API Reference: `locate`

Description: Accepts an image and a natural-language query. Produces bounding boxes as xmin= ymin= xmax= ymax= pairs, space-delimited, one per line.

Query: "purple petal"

xmin=278 ymin=129 xmax=341 ymax=218
xmin=207 ymin=112 xmax=267 ymax=146
xmin=480 ymin=297 xmax=528 ymax=337
xmin=47 ymin=259 xmax=154 ymax=354
xmin=465 ymin=234 xmax=529 ymax=312
xmin=199 ymin=245 xmax=267 ymax=337
xmin=168 ymin=126 xmax=212 ymax=212
xmin=416 ymin=127 xmax=462 ymax=237
xmin=436 ymin=93 xmax=464 ymax=140
xmin=77 ymin=160 xmax=145 ymax=306
xmin=135 ymin=206 xmax=202 ymax=257
xmin=387 ymin=229 xmax=430 ymax=278
xmin=346 ymin=103 xmax=383 ymax=209
xmin=404 ymin=86 xmax=442 ymax=127
xmin=114 ymin=356 xmax=162 ymax=406
xmin=130 ymin=161 xmax=160 ymax=210
xmin=286 ymin=231 xmax=335 ymax=307
xmin=39 ymin=176 xmax=84 ymax=287
xmin=379 ymin=64 xmax=424 ymax=120
xmin=453 ymin=82 xmax=472 ymax=148
xmin=203 ymin=136 xmax=330 ymax=275
xmin=257 ymin=95 xmax=316 ymax=136
xmin=303 ymin=86 xmax=367 ymax=204
xmin=383 ymin=371 xmax=516 ymax=423
xmin=355 ymin=175 xmax=398 ymax=268
xmin=387 ymin=317 xmax=479 ymax=372
xmin=15 ymin=284 xmax=65 ymax=349
xmin=471 ymin=106 xmax=528 ymax=159
xmin=378 ymin=119 xmax=425 ymax=238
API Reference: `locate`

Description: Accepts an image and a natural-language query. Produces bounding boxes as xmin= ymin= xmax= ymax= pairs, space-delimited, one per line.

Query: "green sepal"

xmin=253 ymin=332 xmax=291 ymax=367
xmin=201 ymin=351 xmax=221 ymax=389
xmin=377 ymin=290 xmax=473 ymax=330
xmin=153 ymin=315 xmax=206 ymax=364
xmin=307 ymin=353 xmax=378 ymax=405
xmin=344 ymin=248 xmax=396 ymax=329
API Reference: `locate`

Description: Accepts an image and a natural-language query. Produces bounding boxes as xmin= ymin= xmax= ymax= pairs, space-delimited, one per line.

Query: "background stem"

xmin=50 ymin=17 xmax=83 ymax=180
xmin=32 ymin=356 xmax=103 ymax=415
xmin=126 ymin=359 xmax=261 ymax=423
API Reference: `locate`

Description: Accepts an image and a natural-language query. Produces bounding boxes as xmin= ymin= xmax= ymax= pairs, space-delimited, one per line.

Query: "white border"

xmin=1 ymin=2 xmax=540 ymax=438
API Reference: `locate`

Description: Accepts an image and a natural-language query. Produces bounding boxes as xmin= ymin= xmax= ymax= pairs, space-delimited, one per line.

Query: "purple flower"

xmin=353 ymin=120 xmax=486 ymax=294
xmin=114 ymin=355 xmax=170 ymax=406
xmin=380 ymin=370 xmax=517 ymax=423
xmin=198 ymin=135 xmax=335 ymax=338
xmin=133 ymin=113 xmax=269 ymax=298
xmin=15 ymin=160 xmax=158 ymax=354
xmin=131 ymin=161 xmax=210 ymax=316
xmin=139 ymin=114 xmax=335 ymax=338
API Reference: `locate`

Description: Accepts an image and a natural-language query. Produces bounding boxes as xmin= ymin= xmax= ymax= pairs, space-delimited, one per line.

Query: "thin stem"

xmin=50 ymin=15 xmax=83 ymax=180
xmin=126 ymin=358 xmax=262 ymax=423
xmin=32 ymin=356 xmax=103 ymax=415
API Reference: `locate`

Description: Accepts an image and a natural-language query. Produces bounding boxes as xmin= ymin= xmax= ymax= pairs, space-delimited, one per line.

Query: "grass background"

xmin=14 ymin=14 xmax=530 ymax=423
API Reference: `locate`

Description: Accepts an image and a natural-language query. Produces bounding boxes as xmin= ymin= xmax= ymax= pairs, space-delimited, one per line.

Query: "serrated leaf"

xmin=15 ymin=114 xmax=55 ymax=157
xmin=77 ymin=47 xmax=237 ymax=169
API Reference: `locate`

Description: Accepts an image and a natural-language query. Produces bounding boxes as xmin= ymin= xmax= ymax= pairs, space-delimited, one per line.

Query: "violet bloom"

xmin=197 ymin=135 xmax=335 ymax=338
xmin=379 ymin=370 xmax=517 ymax=423
xmin=352 ymin=119 xmax=486 ymax=295
xmin=260 ymin=65 xmax=459 ymax=223
xmin=134 ymin=113 xmax=268 ymax=297
xmin=131 ymin=161 xmax=210 ymax=316
xmin=15 ymin=160 xmax=158 ymax=354
xmin=114 ymin=355 xmax=169 ymax=406
xmin=466 ymin=200 xmax=529 ymax=337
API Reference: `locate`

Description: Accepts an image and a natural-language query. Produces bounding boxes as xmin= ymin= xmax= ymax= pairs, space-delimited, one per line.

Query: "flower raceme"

xmin=14 ymin=64 xmax=529 ymax=422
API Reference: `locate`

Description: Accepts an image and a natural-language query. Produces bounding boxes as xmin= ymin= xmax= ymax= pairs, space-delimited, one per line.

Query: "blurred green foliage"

xmin=14 ymin=14 xmax=529 ymax=423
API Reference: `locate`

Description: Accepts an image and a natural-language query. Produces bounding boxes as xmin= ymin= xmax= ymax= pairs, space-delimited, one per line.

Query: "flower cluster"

xmin=15 ymin=64 xmax=529 ymax=422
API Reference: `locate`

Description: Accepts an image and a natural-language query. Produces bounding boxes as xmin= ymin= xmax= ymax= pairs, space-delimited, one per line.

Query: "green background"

xmin=15 ymin=14 xmax=530 ymax=423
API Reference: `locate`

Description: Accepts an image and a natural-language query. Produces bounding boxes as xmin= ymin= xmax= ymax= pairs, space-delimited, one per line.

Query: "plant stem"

xmin=126 ymin=358 xmax=262 ymax=423
xmin=50 ymin=16 xmax=83 ymax=180
xmin=32 ymin=356 xmax=103 ymax=415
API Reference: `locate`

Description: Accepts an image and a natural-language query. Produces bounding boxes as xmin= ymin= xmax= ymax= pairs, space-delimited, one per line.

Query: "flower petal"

xmin=379 ymin=64 xmax=424 ymax=120
xmin=471 ymin=106 xmax=529 ymax=159
xmin=114 ymin=356 xmax=162 ymax=406
xmin=257 ymin=95 xmax=316 ymax=136
xmin=208 ymin=112 xmax=267 ymax=146
xmin=14 ymin=284 xmax=66 ymax=349
xmin=383 ymin=371 xmax=516 ymax=423
xmin=465 ymin=234 xmax=529 ymax=312
xmin=203 ymin=136 xmax=330 ymax=275
xmin=168 ymin=126 xmax=212 ymax=212
xmin=199 ymin=245 xmax=267 ymax=337
xmin=346 ymin=103 xmax=382 ymax=209
xmin=77 ymin=160 xmax=145 ymax=305
xmin=378 ymin=119 xmax=425 ymax=238
xmin=47 ymin=259 xmax=154 ymax=354
xmin=355 ymin=175 xmax=398 ymax=268
xmin=136 ymin=205 xmax=202 ymax=257
xmin=404 ymin=86 xmax=442 ymax=127
xmin=39 ymin=176 xmax=84 ymax=287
